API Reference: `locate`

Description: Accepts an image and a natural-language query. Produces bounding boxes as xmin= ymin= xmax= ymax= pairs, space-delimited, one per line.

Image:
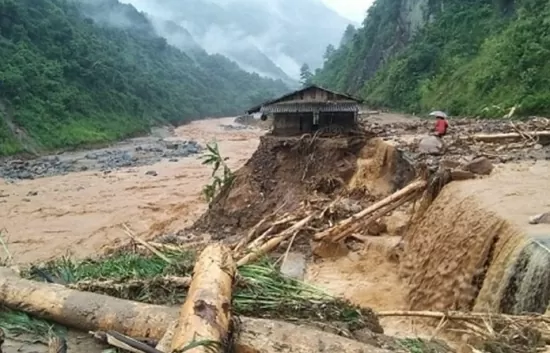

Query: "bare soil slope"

xmin=193 ymin=134 xmax=417 ymax=235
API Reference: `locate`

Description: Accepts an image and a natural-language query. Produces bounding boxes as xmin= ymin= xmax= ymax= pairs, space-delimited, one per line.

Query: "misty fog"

xmin=111 ymin=0 xmax=355 ymax=81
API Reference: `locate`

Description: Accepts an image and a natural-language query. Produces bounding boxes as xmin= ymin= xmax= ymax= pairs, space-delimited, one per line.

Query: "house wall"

xmin=272 ymin=113 xmax=313 ymax=136
xmin=319 ymin=112 xmax=356 ymax=128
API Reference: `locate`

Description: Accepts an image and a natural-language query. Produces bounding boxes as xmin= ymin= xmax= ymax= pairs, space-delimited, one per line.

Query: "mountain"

xmin=0 ymin=0 xmax=288 ymax=156
xmin=118 ymin=0 xmax=354 ymax=82
xmin=314 ymin=0 xmax=550 ymax=118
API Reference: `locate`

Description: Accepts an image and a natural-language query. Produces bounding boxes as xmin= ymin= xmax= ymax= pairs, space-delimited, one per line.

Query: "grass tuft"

xmin=0 ymin=306 xmax=66 ymax=343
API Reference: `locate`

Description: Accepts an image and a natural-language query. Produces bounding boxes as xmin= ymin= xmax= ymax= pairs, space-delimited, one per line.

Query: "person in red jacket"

xmin=434 ymin=115 xmax=449 ymax=137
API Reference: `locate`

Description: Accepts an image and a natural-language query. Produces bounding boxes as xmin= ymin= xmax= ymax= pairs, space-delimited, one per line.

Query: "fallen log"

xmin=170 ymin=244 xmax=236 ymax=353
xmin=0 ymin=268 xmax=391 ymax=353
xmin=377 ymin=310 xmax=550 ymax=322
xmin=314 ymin=180 xmax=427 ymax=240
xmin=0 ymin=267 xmax=173 ymax=339
xmin=468 ymin=131 xmax=550 ymax=143
xmin=331 ymin=192 xmax=417 ymax=243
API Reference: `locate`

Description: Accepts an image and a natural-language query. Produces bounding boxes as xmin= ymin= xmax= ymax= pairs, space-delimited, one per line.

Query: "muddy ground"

xmin=2 ymin=113 xmax=550 ymax=353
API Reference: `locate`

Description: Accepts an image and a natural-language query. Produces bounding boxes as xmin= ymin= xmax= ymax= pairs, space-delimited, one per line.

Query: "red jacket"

xmin=435 ymin=119 xmax=448 ymax=135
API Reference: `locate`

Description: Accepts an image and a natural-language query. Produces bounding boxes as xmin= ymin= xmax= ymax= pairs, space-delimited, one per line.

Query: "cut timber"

xmin=0 ymin=267 xmax=391 ymax=353
xmin=469 ymin=131 xmax=550 ymax=144
xmin=171 ymin=244 xmax=236 ymax=353
xmin=235 ymin=317 xmax=392 ymax=353
xmin=314 ymin=180 xmax=427 ymax=240
xmin=0 ymin=267 xmax=174 ymax=339
xmin=332 ymin=192 xmax=416 ymax=243
xmin=377 ymin=310 xmax=550 ymax=322
xmin=155 ymin=321 xmax=177 ymax=352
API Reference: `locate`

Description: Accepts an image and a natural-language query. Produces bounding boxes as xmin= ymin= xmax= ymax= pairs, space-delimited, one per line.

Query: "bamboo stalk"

xmin=246 ymin=215 xmax=297 ymax=251
xmin=91 ymin=331 xmax=162 ymax=353
xmin=377 ymin=310 xmax=550 ymax=322
xmin=122 ymin=224 xmax=172 ymax=264
xmin=170 ymin=244 xmax=236 ymax=353
xmin=237 ymin=214 xmax=314 ymax=267
xmin=315 ymin=180 xmax=427 ymax=240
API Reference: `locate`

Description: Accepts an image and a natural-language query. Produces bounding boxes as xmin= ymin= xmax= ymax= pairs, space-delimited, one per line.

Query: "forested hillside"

xmin=315 ymin=0 xmax=550 ymax=118
xmin=0 ymin=0 xmax=288 ymax=156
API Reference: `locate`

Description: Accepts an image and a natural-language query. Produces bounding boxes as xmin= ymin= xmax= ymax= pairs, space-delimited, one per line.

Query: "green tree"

xmin=339 ymin=24 xmax=356 ymax=48
xmin=0 ymin=0 xmax=289 ymax=156
xmin=323 ymin=44 xmax=336 ymax=61
xmin=314 ymin=0 xmax=550 ymax=117
xmin=299 ymin=63 xmax=313 ymax=87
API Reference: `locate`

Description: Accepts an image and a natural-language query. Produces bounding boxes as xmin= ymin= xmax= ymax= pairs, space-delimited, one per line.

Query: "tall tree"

xmin=299 ymin=63 xmax=313 ymax=87
xmin=324 ymin=44 xmax=336 ymax=60
xmin=339 ymin=24 xmax=357 ymax=48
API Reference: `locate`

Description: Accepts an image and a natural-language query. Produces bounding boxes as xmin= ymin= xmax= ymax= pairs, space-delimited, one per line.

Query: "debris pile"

xmin=0 ymin=243 xmax=398 ymax=353
xmin=193 ymin=135 xmax=373 ymax=237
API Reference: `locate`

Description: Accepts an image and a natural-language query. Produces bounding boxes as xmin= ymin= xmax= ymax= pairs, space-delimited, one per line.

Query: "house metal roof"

xmin=246 ymin=85 xmax=362 ymax=114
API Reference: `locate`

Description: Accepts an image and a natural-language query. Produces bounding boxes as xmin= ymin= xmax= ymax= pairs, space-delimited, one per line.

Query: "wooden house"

xmin=246 ymin=85 xmax=362 ymax=136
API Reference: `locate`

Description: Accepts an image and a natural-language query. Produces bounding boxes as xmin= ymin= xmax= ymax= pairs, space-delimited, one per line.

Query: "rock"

xmin=463 ymin=157 xmax=494 ymax=175
xmin=165 ymin=142 xmax=179 ymax=150
xmin=529 ymin=212 xmax=550 ymax=225
xmin=279 ymin=252 xmax=307 ymax=280
xmin=450 ymin=169 xmax=476 ymax=180
xmin=310 ymin=239 xmax=349 ymax=259
xmin=440 ymin=159 xmax=461 ymax=169
xmin=169 ymin=158 xmax=179 ymax=162
xmin=367 ymin=221 xmax=387 ymax=236
xmin=386 ymin=211 xmax=409 ymax=236
xmin=534 ymin=144 xmax=543 ymax=150
xmin=26 ymin=191 xmax=38 ymax=196
xmin=418 ymin=136 xmax=444 ymax=155
xmin=145 ymin=170 xmax=158 ymax=176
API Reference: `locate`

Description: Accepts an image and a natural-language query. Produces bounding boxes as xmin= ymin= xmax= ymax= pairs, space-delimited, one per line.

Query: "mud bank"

xmin=194 ymin=135 xmax=415 ymax=235
xmin=401 ymin=161 xmax=550 ymax=314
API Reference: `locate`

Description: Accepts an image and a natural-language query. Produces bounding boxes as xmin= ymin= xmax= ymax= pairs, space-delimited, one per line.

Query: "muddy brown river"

xmin=0 ymin=118 xmax=262 ymax=264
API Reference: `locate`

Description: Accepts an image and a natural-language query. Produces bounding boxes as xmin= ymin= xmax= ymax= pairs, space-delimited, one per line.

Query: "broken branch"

xmin=122 ymin=224 xmax=172 ymax=264
xmin=237 ymin=214 xmax=314 ymax=267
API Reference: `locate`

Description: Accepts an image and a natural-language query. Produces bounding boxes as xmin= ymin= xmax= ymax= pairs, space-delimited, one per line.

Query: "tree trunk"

xmin=0 ymin=268 xmax=391 ymax=353
xmin=314 ymin=180 xmax=426 ymax=240
xmin=470 ymin=131 xmax=550 ymax=143
xmin=170 ymin=244 xmax=236 ymax=353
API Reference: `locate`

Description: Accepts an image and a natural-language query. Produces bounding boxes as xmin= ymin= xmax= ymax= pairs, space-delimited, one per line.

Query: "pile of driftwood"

xmin=232 ymin=178 xmax=428 ymax=265
xmin=0 ymin=245 xmax=395 ymax=353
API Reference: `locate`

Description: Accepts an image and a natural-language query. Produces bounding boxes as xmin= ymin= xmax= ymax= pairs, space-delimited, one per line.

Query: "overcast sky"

xmin=322 ymin=0 xmax=373 ymax=23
